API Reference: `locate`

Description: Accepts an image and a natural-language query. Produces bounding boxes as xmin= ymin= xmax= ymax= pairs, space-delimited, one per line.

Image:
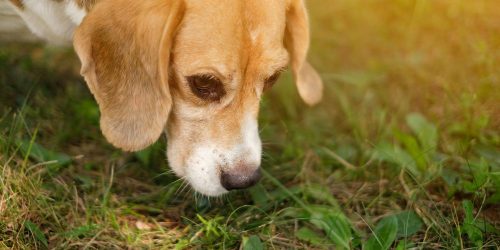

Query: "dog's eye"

xmin=186 ymin=74 xmax=226 ymax=101
xmin=264 ymin=71 xmax=282 ymax=91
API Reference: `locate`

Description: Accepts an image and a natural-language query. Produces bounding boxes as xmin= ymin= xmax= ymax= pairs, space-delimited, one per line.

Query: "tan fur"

xmin=74 ymin=0 xmax=184 ymax=151
xmin=285 ymin=0 xmax=323 ymax=105
xmin=73 ymin=0 xmax=322 ymax=179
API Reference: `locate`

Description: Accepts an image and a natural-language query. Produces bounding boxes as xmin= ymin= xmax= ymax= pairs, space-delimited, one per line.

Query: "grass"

xmin=1 ymin=0 xmax=499 ymax=249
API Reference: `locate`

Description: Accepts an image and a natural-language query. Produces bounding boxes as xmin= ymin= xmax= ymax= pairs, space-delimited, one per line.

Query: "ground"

xmin=0 ymin=0 xmax=499 ymax=249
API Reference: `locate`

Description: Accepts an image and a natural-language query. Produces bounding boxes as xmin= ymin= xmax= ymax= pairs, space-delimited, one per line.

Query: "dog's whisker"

xmin=174 ymin=178 xmax=189 ymax=196
xmin=176 ymin=182 xmax=187 ymax=195
xmin=173 ymin=185 xmax=183 ymax=197
xmin=160 ymin=177 xmax=184 ymax=193
xmin=177 ymin=179 xmax=191 ymax=196
xmin=153 ymin=169 xmax=177 ymax=181
xmin=164 ymin=169 xmax=175 ymax=175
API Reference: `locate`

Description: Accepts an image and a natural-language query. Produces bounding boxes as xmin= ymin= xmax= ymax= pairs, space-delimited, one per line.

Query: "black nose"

xmin=221 ymin=168 xmax=261 ymax=190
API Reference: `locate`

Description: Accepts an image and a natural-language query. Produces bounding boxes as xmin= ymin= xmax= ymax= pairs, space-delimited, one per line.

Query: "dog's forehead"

xmin=173 ymin=0 xmax=288 ymax=76
xmin=243 ymin=0 xmax=287 ymax=44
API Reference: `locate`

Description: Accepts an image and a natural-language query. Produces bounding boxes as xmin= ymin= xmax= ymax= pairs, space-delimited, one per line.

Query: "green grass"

xmin=1 ymin=0 xmax=499 ymax=249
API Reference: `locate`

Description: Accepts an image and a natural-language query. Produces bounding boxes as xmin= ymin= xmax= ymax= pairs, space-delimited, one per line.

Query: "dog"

xmin=7 ymin=0 xmax=323 ymax=196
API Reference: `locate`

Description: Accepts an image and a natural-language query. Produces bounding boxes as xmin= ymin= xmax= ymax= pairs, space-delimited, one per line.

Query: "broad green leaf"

xmin=303 ymin=184 xmax=340 ymax=208
xmin=18 ymin=140 xmax=71 ymax=167
xmin=242 ymin=235 xmax=264 ymax=250
xmin=394 ymin=130 xmax=427 ymax=171
xmin=406 ymin=113 xmax=438 ymax=153
xmin=394 ymin=211 xmax=423 ymax=237
xmin=462 ymin=223 xmax=483 ymax=247
xmin=310 ymin=211 xmax=352 ymax=249
xmin=267 ymin=185 xmax=302 ymax=206
xmin=296 ymin=227 xmax=326 ymax=247
xmin=395 ymin=239 xmax=415 ymax=250
xmin=463 ymin=200 xmax=473 ymax=225
xmin=462 ymin=200 xmax=483 ymax=247
xmin=374 ymin=142 xmax=420 ymax=177
xmin=24 ymin=220 xmax=48 ymax=248
xmin=248 ymin=184 xmax=270 ymax=207
xmin=250 ymin=184 xmax=302 ymax=211
xmin=280 ymin=207 xmax=310 ymax=220
xmin=473 ymin=219 xmax=499 ymax=234
xmin=365 ymin=215 xmax=398 ymax=250
xmin=462 ymin=159 xmax=489 ymax=193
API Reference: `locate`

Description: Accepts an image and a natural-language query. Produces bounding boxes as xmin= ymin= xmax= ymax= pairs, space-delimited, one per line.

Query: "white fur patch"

xmin=184 ymin=145 xmax=228 ymax=196
xmin=181 ymin=115 xmax=262 ymax=196
xmin=2 ymin=1 xmax=43 ymax=42
xmin=11 ymin=0 xmax=83 ymax=45
xmin=240 ymin=114 xmax=262 ymax=165
xmin=65 ymin=1 xmax=86 ymax=25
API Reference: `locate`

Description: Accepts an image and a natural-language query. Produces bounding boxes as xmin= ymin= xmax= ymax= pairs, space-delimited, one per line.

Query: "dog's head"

xmin=73 ymin=0 xmax=323 ymax=196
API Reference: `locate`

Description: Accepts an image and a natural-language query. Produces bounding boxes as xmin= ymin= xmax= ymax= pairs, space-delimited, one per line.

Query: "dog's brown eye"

xmin=187 ymin=74 xmax=226 ymax=101
xmin=264 ymin=71 xmax=282 ymax=91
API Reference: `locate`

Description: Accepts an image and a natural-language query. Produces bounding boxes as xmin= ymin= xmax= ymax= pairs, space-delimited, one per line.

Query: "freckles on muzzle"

xmin=181 ymin=145 xmax=262 ymax=196
xmin=167 ymin=115 xmax=263 ymax=196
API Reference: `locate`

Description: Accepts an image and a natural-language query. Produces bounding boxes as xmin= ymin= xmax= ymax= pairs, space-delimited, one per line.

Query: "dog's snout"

xmin=221 ymin=167 xmax=261 ymax=190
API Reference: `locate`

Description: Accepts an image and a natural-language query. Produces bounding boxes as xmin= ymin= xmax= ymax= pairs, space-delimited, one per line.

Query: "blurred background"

xmin=0 ymin=0 xmax=498 ymax=249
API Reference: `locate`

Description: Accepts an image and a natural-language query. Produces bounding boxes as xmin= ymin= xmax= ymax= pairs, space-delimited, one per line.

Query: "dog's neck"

xmin=8 ymin=0 xmax=98 ymax=45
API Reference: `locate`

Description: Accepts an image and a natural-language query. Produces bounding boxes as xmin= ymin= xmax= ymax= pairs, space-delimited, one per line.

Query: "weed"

xmin=1 ymin=0 xmax=499 ymax=249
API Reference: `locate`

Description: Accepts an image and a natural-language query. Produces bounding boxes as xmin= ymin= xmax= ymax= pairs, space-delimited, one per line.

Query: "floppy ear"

xmin=285 ymin=0 xmax=323 ymax=106
xmin=73 ymin=0 xmax=184 ymax=151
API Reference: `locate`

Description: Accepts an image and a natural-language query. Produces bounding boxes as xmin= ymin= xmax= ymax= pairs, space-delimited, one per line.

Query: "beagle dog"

xmin=8 ymin=0 xmax=323 ymax=196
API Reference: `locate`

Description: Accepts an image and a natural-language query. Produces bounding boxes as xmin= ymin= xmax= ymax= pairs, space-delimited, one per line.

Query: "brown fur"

xmin=8 ymin=0 xmax=24 ymax=9
xmin=285 ymin=0 xmax=323 ymax=105
xmin=73 ymin=0 xmax=323 ymax=176
xmin=75 ymin=0 xmax=98 ymax=11
xmin=74 ymin=0 xmax=185 ymax=151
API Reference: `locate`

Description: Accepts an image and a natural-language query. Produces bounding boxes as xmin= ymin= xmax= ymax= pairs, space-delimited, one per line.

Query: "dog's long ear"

xmin=285 ymin=0 xmax=323 ymax=106
xmin=73 ymin=0 xmax=184 ymax=151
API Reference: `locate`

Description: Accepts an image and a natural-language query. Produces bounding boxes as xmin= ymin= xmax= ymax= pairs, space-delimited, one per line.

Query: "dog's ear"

xmin=73 ymin=0 xmax=184 ymax=151
xmin=285 ymin=0 xmax=323 ymax=106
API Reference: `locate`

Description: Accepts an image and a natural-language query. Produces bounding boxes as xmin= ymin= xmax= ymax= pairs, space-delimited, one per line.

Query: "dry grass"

xmin=1 ymin=0 xmax=499 ymax=249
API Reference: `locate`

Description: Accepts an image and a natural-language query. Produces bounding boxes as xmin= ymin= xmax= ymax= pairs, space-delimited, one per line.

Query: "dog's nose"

xmin=220 ymin=168 xmax=261 ymax=190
